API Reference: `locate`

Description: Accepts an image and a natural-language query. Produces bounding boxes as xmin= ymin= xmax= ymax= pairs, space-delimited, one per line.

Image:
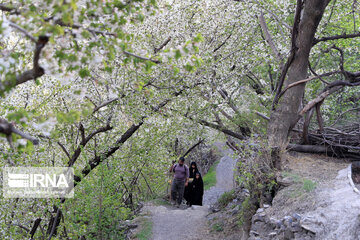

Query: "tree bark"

xmin=268 ymin=0 xmax=331 ymax=149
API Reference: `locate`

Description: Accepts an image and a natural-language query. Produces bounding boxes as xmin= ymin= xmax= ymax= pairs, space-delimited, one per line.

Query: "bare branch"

xmin=68 ymin=124 xmax=113 ymax=166
xmin=29 ymin=218 xmax=42 ymax=238
xmin=255 ymin=111 xmax=270 ymax=121
xmin=0 ymin=118 xmax=39 ymax=145
xmin=57 ymin=142 xmax=71 ymax=161
xmin=0 ymin=4 xmax=20 ymax=14
xmin=93 ymin=98 xmax=119 ymax=113
xmin=154 ymin=37 xmax=172 ymax=54
xmin=313 ymin=32 xmax=360 ymax=45
xmin=213 ymin=31 xmax=233 ymax=53
xmin=330 ymin=107 xmax=360 ymax=127
xmin=277 ymin=71 xmax=340 ymax=100
xmin=8 ymin=223 xmax=30 ymax=232
xmin=182 ymin=139 xmax=204 ymax=157
xmin=196 ymin=118 xmax=244 ymax=140
xmin=299 ymin=86 xmax=343 ymax=116
xmin=74 ymin=121 xmax=143 ymax=184
xmin=259 ymin=12 xmax=281 ymax=61
xmin=2 ymin=36 xmax=49 ymax=92
xmin=272 ymin=0 xmax=303 ymax=109
xmin=123 ymin=51 xmax=160 ymax=64
xmin=8 ymin=21 xmax=36 ymax=42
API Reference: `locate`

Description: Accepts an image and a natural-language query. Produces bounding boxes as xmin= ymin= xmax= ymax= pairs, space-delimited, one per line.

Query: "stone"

xmin=290 ymin=224 xmax=302 ymax=233
xmin=284 ymin=229 xmax=294 ymax=240
xmin=276 ymin=220 xmax=283 ymax=229
xmin=231 ymin=208 xmax=239 ymax=215
xmin=268 ymin=231 xmax=277 ymax=237
xmin=212 ymin=208 xmax=220 ymax=213
xmin=264 ymin=204 xmax=271 ymax=208
xmin=300 ymin=216 xmax=323 ymax=234
xmin=252 ymin=214 xmax=264 ymax=223
xmin=283 ymin=216 xmax=293 ymax=227
xmin=292 ymin=213 xmax=301 ymax=221
xmin=256 ymin=208 xmax=264 ymax=213
xmin=249 ymin=230 xmax=260 ymax=236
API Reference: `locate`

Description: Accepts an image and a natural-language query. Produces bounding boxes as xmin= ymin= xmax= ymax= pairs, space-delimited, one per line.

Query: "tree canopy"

xmin=1 ymin=0 xmax=360 ymax=238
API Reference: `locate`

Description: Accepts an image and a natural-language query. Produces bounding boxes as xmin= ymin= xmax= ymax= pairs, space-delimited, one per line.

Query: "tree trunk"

xmin=268 ymin=0 xmax=330 ymax=150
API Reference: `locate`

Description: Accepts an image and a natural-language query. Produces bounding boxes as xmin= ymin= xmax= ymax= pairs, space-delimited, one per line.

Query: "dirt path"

xmin=145 ymin=143 xmax=236 ymax=240
xmin=204 ymin=143 xmax=236 ymax=205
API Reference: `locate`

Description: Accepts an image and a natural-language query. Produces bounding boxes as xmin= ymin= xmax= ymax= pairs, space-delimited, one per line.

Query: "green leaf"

xmin=193 ymin=33 xmax=204 ymax=43
xmin=79 ymin=68 xmax=90 ymax=78
xmin=175 ymin=49 xmax=182 ymax=60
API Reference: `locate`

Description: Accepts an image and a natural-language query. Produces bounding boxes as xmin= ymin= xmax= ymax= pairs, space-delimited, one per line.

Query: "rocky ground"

xmin=248 ymin=152 xmax=360 ymax=240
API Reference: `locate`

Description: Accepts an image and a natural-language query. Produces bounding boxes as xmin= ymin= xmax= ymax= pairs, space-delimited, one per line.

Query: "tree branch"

xmin=272 ymin=0 xmax=303 ymax=109
xmin=68 ymin=124 xmax=113 ymax=166
xmin=299 ymin=86 xmax=343 ymax=117
xmin=123 ymin=51 xmax=160 ymax=64
xmin=313 ymin=32 xmax=360 ymax=45
xmin=277 ymin=71 xmax=340 ymax=100
xmin=197 ymin=119 xmax=244 ymax=140
xmin=0 ymin=4 xmax=20 ymax=14
xmin=0 ymin=118 xmax=39 ymax=145
xmin=57 ymin=142 xmax=71 ymax=161
xmin=154 ymin=37 xmax=172 ymax=54
xmin=259 ymin=12 xmax=281 ymax=61
xmin=2 ymin=36 xmax=49 ymax=91
xmin=8 ymin=21 xmax=36 ymax=42
xmin=73 ymin=121 xmax=143 ymax=184
xmin=93 ymin=98 xmax=119 ymax=113
xmin=255 ymin=111 xmax=270 ymax=121
xmin=182 ymin=139 xmax=204 ymax=157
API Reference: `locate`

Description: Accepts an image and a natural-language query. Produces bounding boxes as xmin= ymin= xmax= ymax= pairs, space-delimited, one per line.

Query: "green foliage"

xmin=135 ymin=217 xmax=153 ymax=240
xmin=217 ymin=190 xmax=235 ymax=208
xmin=211 ymin=223 xmax=224 ymax=232
xmin=203 ymin=160 xmax=219 ymax=190
xmin=282 ymin=172 xmax=317 ymax=193
xmin=303 ymin=179 xmax=317 ymax=192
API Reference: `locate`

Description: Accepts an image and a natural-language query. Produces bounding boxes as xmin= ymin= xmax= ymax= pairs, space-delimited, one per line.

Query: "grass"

xmin=303 ymin=179 xmax=317 ymax=192
xmin=134 ymin=217 xmax=153 ymax=240
xmin=282 ymin=172 xmax=317 ymax=193
xmin=203 ymin=160 xmax=219 ymax=190
xmin=151 ymin=198 xmax=171 ymax=206
xmin=211 ymin=223 xmax=224 ymax=232
xmin=217 ymin=190 xmax=235 ymax=208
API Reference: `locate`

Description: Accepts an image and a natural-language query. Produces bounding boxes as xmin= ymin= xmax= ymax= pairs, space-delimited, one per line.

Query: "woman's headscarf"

xmin=189 ymin=161 xmax=199 ymax=178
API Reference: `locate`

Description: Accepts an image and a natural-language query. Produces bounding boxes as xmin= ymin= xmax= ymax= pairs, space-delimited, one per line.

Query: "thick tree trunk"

xmin=268 ymin=0 xmax=330 ymax=150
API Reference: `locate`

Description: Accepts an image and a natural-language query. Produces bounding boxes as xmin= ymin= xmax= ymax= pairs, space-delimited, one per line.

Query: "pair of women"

xmin=184 ymin=162 xmax=204 ymax=206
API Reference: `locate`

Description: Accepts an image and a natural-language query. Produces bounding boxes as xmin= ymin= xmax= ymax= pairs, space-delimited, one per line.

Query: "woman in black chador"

xmin=189 ymin=172 xmax=204 ymax=206
xmin=184 ymin=162 xmax=199 ymax=205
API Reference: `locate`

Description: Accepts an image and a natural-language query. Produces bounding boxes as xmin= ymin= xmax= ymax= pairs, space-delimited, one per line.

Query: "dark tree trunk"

xmin=268 ymin=0 xmax=331 ymax=151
